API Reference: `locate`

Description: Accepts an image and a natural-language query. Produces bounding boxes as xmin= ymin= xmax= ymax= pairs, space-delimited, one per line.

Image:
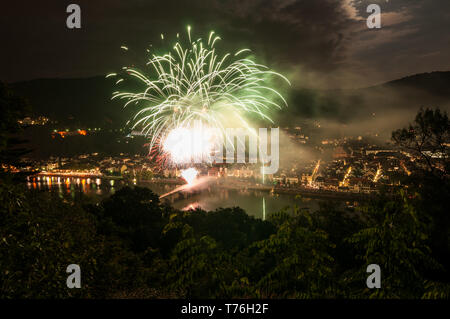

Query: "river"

xmin=27 ymin=176 xmax=349 ymax=218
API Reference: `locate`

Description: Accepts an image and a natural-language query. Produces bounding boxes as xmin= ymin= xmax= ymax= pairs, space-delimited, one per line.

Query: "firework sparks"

xmin=110 ymin=26 xmax=289 ymax=165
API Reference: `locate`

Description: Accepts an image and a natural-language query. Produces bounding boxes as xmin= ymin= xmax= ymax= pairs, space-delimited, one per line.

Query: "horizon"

xmin=8 ymin=69 xmax=450 ymax=91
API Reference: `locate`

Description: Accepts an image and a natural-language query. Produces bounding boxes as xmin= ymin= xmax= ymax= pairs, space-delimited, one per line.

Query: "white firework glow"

xmin=162 ymin=123 xmax=219 ymax=164
xmin=180 ymin=167 xmax=199 ymax=185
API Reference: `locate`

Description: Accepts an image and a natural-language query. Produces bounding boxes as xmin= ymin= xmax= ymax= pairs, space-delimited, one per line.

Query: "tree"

xmin=346 ymin=191 xmax=442 ymax=298
xmin=250 ymin=208 xmax=336 ymax=298
xmin=0 ymin=82 xmax=31 ymax=173
xmin=392 ymin=107 xmax=449 ymax=178
xmin=96 ymin=186 xmax=169 ymax=252
xmin=163 ymin=207 xmax=275 ymax=252
xmin=165 ymin=223 xmax=235 ymax=298
xmin=392 ymin=107 xmax=450 ymax=282
xmin=0 ymin=184 xmax=148 ymax=298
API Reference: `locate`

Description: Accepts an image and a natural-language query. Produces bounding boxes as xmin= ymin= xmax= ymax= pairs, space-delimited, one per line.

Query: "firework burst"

xmin=109 ymin=26 xmax=289 ymax=165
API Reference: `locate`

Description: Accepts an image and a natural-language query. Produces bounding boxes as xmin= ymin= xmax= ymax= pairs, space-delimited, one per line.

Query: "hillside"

xmin=10 ymin=71 xmax=450 ymax=128
xmin=280 ymin=71 xmax=450 ymax=123
xmin=11 ymin=77 xmax=135 ymax=128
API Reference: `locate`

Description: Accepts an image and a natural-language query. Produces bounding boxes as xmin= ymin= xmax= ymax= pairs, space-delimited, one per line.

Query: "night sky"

xmin=2 ymin=0 xmax=450 ymax=89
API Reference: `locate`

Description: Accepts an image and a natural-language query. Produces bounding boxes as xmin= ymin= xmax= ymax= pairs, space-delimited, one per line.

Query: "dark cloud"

xmin=0 ymin=0 xmax=352 ymax=83
xmin=344 ymin=0 xmax=450 ymax=86
xmin=220 ymin=0 xmax=352 ymax=69
xmin=1 ymin=0 xmax=449 ymax=88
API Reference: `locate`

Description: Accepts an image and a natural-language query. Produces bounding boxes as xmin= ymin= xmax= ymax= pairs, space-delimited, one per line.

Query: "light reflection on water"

xmin=27 ymin=177 xmax=337 ymax=218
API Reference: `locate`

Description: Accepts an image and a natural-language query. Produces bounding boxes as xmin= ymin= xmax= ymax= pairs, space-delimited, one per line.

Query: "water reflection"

xmin=27 ymin=176 xmax=339 ymax=218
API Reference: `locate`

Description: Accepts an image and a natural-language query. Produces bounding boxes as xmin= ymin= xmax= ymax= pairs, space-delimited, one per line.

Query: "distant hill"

xmin=11 ymin=76 xmax=136 ymax=128
xmin=282 ymin=71 xmax=450 ymax=123
xmin=10 ymin=71 xmax=450 ymax=128
xmin=376 ymin=71 xmax=450 ymax=96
